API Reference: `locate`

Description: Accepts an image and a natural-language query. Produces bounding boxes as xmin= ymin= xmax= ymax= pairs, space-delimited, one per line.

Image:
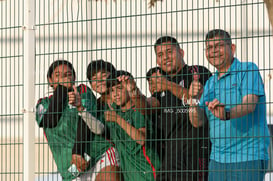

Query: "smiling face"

xmin=155 ymin=42 xmax=184 ymax=75
xmin=48 ymin=64 xmax=75 ymax=90
xmin=205 ymin=36 xmax=236 ymax=72
xmin=110 ymin=83 xmax=130 ymax=107
xmin=90 ymin=71 xmax=111 ymax=94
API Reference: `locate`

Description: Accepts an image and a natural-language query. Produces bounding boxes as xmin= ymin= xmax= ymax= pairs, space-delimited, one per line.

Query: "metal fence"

xmin=0 ymin=0 xmax=272 ymax=180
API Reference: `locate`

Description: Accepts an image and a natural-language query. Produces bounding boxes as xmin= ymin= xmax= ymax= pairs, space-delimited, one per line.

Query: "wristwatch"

xmin=225 ymin=109 xmax=231 ymax=120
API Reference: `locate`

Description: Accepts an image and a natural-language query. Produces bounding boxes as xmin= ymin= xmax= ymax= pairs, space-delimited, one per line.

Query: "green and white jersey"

xmin=106 ymin=105 xmax=160 ymax=181
xmin=90 ymin=101 xmax=114 ymax=162
xmin=36 ymin=84 xmax=98 ymax=181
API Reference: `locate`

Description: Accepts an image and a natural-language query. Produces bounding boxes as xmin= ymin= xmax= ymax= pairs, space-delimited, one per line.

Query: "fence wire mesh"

xmin=0 ymin=0 xmax=273 ymax=181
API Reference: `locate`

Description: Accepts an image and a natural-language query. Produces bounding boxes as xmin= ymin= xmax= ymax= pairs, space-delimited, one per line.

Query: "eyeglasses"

xmin=205 ymin=42 xmax=231 ymax=52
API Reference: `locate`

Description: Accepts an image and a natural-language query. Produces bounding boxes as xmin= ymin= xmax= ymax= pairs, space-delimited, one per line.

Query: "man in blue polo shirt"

xmin=189 ymin=29 xmax=270 ymax=181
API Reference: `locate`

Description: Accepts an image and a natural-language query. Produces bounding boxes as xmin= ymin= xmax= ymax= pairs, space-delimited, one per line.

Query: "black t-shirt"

xmin=152 ymin=64 xmax=212 ymax=179
xmin=153 ymin=65 xmax=211 ymax=140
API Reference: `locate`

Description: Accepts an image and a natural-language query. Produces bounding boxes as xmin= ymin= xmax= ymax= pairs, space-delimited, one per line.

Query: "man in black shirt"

xmin=148 ymin=36 xmax=212 ymax=181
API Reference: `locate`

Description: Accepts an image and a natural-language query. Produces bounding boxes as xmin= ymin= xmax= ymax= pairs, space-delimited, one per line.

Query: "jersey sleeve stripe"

xmin=110 ymin=147 xmax=117 ymax=166
xmin=106 ymin=149 xmax=112 ymax=165
xmin=142 ymin=146 xmax=156 ymax=179
xmin=43 ymin=130 xmax=48 ymax=142
xmin=106 ymin=148 xmax=115 ymax=166
xmin=110 ymin=148 xmax=116 ymax=166
xmin=79 ymin=84 xmax=87 ymax=94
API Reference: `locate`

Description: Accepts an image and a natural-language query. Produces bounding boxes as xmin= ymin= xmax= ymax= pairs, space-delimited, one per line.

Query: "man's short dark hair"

xmin=146 ymin=67 xmax=162 ymax=81
xmin=205 ymin=29 xmax=232 ymax=44
xmin=154 ymin=36 xmax=180 ymax=52
xmin=47 ymin=60 xmax=76 ymax=81
xmin=87 ymin=60 xmax=116 ymax=81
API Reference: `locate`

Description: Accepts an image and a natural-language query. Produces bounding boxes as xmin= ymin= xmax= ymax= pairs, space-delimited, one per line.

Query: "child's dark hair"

xmin=115 ymin=70 xmax=134 ymax=79
xmin=154 ymin=36 xmax=180 ymax=52
xmin=87 ymin=60 xmax=116 ymax=81
xmin=47 ymin=60 xmax=76 ymax=81
xmin=205 ymin=29 xmax=232 ymax=44
xmin=146 ymin=67 xmax=162 ymax=81
xmin=108 ymin=70 xmax=134 ymax=88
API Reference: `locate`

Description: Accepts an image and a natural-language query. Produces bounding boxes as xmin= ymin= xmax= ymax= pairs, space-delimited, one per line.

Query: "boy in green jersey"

xmin=36 ymin=60 xmax=120 ymax=181
xmin=86 ymin=60 xmax=123 ymax=180
xmin=104 ymin=71 xmax=160 ymax=181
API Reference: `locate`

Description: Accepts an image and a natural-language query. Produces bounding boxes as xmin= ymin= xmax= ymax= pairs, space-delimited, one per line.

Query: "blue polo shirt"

xmin=200 ymin=58 xmax=270 ymax=163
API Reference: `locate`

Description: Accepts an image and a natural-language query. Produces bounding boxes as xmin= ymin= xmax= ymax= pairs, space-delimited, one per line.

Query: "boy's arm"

xmin=72 ymin=117 xmax=92 ymax=156
xmin=68 ymin=85 xmax=105 ymax=134
xmin=118 ymin=75 xmax=153 ymax=115
xmin=70 ymin=85 xmax=105 ymax=170
xmin=129 ymin=88 xmax=155 ymax=115
xmin=72 ymin=125 xmax=90 ymax=172
xmin=105 ymin=111 xmax=146 ymax=145
xmin=78 ymin=110 xmax=104 ymax=134
xmin=39 ymin=85 xmax=68 ymax=128
xmin=146 ymin=96 xmax=160 ymax=112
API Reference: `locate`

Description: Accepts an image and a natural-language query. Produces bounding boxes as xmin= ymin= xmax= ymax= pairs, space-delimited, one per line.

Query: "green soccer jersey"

xmin=106 ymin=106 xmax=160 ymax=181
xmin=36 ymin=84 xmax=98 ymax=181
xmin=88 ymin=101 xmax=113 ymax=163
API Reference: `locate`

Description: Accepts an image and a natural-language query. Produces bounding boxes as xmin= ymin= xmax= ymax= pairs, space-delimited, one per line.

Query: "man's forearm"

xmin=229 ymin=94 xmax=258 ymax=119
xmin=229 ymin=103 xmax=256 ymax=119
xmin=167 ymin=81 xmax=189 ymax=100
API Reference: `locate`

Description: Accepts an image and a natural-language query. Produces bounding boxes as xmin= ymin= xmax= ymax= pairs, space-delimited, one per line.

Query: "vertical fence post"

xmin=23 ymin=0 xmax=35 ymax=180
xmin=241 ymin=0 xmax=248 ymax=60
